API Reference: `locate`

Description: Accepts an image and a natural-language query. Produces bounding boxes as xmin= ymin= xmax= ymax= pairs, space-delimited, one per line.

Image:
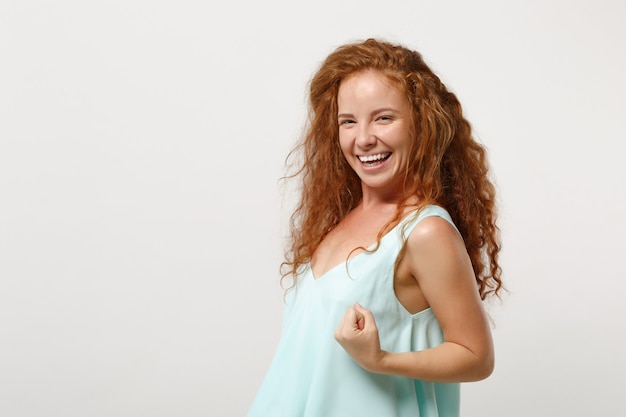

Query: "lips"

xmin=358 ymin=152 xmax=391 ymax=167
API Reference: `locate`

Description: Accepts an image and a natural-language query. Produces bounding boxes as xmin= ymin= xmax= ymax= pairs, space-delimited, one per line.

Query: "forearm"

xmin=335 ymin=303 xmax=494 ymax=383
xmin=373 ymin=342 xmax=494 ymax=383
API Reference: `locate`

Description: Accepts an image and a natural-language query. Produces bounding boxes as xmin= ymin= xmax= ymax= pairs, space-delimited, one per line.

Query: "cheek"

xmin=338 ymin=133 xmax=352 ymax=157
xmin=388 ymin=126 xmax=412 ymax=149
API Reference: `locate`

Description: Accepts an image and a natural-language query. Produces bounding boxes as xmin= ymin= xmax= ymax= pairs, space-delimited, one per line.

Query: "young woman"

xmin=247 ymin=38 xmax=503 ymax=417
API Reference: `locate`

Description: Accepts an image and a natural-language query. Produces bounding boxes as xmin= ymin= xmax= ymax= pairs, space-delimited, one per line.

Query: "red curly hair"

xmin=281 ymin=38 xmax=502 ymax=299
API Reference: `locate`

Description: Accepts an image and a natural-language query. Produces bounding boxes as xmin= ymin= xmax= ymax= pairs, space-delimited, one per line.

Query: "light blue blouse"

xmin=247 ymin=205 xmax=460 ymax=417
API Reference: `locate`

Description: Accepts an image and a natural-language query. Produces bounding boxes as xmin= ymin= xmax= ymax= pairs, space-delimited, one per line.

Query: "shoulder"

xmin=404 ymin=206 xmax=462 ymax=247
xmin=408 ymin=215 xmax=460 ymax=244
xmin=404 ymin=211 xmax=469 ymax=274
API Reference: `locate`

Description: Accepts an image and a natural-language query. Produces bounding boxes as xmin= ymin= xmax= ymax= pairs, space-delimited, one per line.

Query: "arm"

xmin=334 ymin=216 xmax=494 ymax=383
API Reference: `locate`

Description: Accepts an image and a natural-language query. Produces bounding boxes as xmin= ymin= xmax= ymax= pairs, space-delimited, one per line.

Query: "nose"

xmin=355 ymin=124 xmax=376 ymax=149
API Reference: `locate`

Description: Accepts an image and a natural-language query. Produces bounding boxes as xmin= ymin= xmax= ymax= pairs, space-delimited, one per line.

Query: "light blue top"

xmin=247 ymin=205 xmax=460 ymax=417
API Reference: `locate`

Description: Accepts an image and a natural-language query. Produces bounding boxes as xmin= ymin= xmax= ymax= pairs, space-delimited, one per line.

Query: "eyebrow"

xmin=337 ymin=107 xmax=400 ymax=119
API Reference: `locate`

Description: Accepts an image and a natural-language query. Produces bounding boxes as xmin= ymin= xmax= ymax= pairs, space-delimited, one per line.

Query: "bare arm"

xmin=334 ymin=216 xmax=494 ymax=382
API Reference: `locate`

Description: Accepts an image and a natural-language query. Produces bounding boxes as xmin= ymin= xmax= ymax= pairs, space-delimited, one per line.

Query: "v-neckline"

xmin=309 ymin=241 xmax=377 ymax=281
xmin=309 ymin=211 xmax=415 ymax=281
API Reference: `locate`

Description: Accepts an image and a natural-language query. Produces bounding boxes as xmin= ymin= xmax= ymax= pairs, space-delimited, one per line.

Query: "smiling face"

xmin=337 ymin=70 xmax=413 ymax=199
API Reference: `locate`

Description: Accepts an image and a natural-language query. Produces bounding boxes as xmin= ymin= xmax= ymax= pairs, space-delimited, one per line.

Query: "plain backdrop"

xmin=1 ymin=1 xmax=625 ymax=416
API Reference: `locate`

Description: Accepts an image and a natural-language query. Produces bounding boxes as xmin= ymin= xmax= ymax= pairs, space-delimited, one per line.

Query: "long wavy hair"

xmin=281 ymin=38 xmax=502 ymax=299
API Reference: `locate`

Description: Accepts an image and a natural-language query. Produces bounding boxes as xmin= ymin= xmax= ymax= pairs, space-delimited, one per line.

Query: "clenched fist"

xmin=334 ymin=302 xmax=386 ymax=373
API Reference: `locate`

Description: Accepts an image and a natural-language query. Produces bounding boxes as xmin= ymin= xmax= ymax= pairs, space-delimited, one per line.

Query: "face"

xmin=337 ymin=70 xmax=412 ymax=197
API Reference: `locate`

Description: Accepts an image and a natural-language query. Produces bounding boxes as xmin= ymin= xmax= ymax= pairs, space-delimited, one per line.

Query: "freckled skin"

xmin=337 ymin=70 xmax=412 ymax=201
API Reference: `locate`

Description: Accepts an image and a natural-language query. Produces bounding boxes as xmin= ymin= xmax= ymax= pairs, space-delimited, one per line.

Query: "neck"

xmin=358 ymin=186 xmax=420 ymax=215
xmin=359 ymin=184 xmax=402 ymax=209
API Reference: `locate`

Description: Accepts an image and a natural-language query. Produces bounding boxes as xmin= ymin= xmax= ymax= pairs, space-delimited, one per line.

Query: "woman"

xmin=247 ymin=38 xmax=503 ymax=417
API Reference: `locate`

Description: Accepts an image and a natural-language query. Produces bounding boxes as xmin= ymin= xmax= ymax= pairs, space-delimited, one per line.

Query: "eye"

xmin=377 ymin=115 xmax=393 ymax=122
xmin=339 ymin=119 xmax=355 ymax=126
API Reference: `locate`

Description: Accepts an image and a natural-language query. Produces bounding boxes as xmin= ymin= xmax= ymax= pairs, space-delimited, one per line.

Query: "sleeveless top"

xmin=247 ymin=205 xmax=460 ymax=417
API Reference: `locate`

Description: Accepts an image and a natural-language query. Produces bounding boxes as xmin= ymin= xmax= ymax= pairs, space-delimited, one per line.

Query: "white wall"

xmin=1 ymin=1 xmax=624 ymax=416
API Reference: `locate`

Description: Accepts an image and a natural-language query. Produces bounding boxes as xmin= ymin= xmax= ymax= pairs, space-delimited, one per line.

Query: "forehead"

xmin=338 ymin=70 xmax=405 ymax=107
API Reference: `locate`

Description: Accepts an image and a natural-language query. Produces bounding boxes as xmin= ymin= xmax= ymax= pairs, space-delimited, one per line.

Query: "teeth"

xmin=358 ymin=153 xmax=390 ymax=162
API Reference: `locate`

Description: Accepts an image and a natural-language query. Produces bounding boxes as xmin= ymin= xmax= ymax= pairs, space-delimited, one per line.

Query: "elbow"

xmin=478 ymin=354 xmax=495 ymax=380
xmin=471 ymin=350 xmax=495 ymax=381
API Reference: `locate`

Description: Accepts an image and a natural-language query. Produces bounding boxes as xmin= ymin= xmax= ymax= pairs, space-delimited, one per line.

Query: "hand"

xmin=334 ymin=303 xmax=385 ymax=373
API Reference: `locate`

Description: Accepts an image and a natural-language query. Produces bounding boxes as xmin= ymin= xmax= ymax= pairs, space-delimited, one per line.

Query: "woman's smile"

xmin=337 ymin=69 xmax=412 ymax=195
xmin=358 ymin=152 xmax=392 ymax=167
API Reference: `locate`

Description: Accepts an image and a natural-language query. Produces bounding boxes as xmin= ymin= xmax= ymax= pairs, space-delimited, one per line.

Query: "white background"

xmin=1 ymin=1 xmax=625 ymax=416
